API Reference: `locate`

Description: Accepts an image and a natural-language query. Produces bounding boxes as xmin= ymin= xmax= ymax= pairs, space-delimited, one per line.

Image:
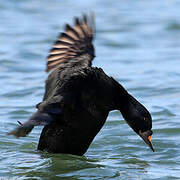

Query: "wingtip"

xmin=74 ymin=16 xmax=81 ymax=26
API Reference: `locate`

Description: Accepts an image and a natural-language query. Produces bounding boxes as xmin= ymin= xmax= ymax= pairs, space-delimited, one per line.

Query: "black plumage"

xmin=8 ymin=14 xmax=154 ymax=155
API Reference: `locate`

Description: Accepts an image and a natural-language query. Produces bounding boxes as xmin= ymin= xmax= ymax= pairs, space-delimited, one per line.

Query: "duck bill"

xmin=139 ymin=130 xmax=154 ymax=152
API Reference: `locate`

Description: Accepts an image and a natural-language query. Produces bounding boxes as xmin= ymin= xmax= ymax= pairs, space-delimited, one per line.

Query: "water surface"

xmin=0 ymin=0 xmax=180 ymax=179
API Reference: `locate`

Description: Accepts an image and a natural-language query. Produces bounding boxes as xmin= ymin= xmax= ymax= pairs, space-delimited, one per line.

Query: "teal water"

xmin=1 ymin=0 xmax=180 ymax=179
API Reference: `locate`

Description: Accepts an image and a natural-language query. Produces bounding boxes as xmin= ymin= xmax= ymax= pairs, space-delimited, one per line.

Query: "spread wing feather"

xmin=46 ymin=14 xmax=95 ymax=72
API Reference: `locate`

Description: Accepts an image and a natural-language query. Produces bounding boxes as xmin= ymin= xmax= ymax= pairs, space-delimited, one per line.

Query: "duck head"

xmin=118 ymin=93 xmax=154 ymax=152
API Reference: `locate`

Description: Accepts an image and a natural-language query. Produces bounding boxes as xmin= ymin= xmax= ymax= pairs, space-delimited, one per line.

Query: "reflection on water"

xmin=0 ymin=0 xmax=180 ymax=179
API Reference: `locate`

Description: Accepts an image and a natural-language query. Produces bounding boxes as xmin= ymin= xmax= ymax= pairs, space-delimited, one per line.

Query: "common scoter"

xmin=9 ymin=14 xmax=154 ymax=155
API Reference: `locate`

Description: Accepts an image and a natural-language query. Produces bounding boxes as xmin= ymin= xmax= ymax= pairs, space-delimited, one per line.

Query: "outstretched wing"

xmin=46 ymin=14 xmax=95 ymax=72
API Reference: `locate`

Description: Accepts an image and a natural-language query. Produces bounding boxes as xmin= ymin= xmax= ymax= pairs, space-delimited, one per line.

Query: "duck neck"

xmin=113 ymin=84 xmax=137 ymax=133
xmin=111 ymin=78 xmax=130 ymax=110
xmin=115 ymin=88 xmax=131 ymax=111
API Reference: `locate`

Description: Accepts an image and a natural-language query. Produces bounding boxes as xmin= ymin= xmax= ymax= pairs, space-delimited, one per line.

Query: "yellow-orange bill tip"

xmin=148 ymin=136 xmax=152 ymax=143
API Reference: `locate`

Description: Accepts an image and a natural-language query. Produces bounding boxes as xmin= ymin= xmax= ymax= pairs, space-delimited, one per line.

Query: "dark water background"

xmin=0 ymin=0 xmax=180 ymax=179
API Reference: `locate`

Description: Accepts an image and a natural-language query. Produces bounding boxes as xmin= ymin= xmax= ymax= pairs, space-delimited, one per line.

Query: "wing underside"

xmin=46 ymin=14 xmax=95 ymax=72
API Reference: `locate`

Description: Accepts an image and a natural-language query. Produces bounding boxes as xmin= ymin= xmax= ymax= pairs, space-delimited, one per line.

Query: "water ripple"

xmin=1 ymin=0 xmax=180 ymax=179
